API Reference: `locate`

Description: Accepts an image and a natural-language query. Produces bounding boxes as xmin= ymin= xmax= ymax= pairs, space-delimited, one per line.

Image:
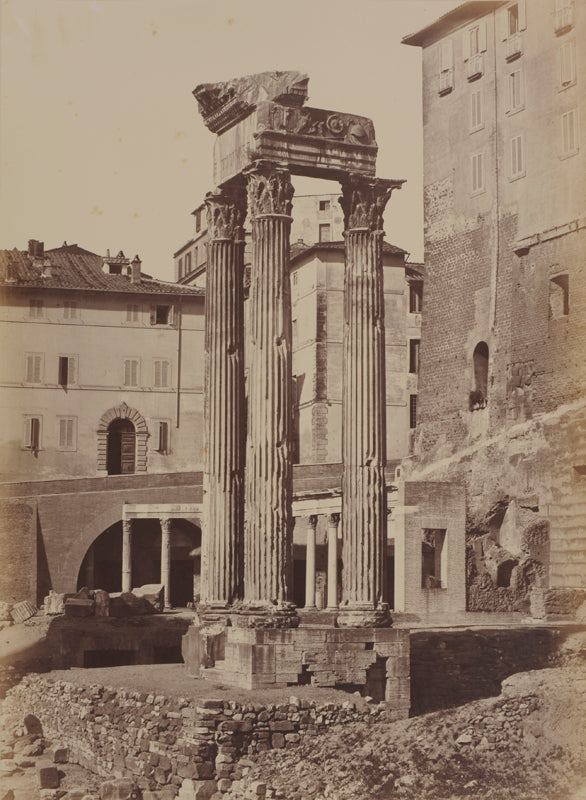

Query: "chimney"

xmin=28 ymin=240 xmax=44 ymax=259
xmin=131 ymin=254 xmax=141 ymax=283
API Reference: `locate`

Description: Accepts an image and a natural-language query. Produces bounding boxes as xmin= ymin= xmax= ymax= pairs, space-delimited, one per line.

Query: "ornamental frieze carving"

xmin=257 ymin=102 xmax=376 ymax=147
xmin=205 ymin=185 xmax=247 ymax=240
xmin=244 ymin=160 xmax=294 ymax=217
xmin=339 ymin=176 xmax=402 ymax=231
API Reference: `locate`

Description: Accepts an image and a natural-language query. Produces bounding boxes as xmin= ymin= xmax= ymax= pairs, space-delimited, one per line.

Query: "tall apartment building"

xmin=403 ymin=0 xmax=586 ymax=604
xmin=0 ymin=241 xmax=206 ymax=606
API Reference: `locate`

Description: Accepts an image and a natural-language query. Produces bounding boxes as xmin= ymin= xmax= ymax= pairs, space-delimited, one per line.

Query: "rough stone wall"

xmin=410 ymin=626 xmax=581 ymax=715
xmin=0 ymin=498 xmax=37 ymax=604
xmin=2 ymin=676 xmax=398 ymax=794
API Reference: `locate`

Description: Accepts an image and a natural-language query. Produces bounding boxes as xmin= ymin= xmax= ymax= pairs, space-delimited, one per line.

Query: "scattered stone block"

xmin=23 ymin=715 xmax=43 ymax=736
xmin=93 ymin=590 xmax=110 ymax=617
xmin=50 ymin=745 xmax=69 ymax=763
xmin=100 ymin=778 xmax=141 ymax=800
xmin=37 ymin=762 xmax=60 ymax=788
xmin=44 ymin=591 xmax=66 ymax=615
xmin=64 ymin=598 xmax=94 ymax=618
xmin=132 ymin=584 xmax=164 ymax=612
xmin=39 ymin=790 xmax=67 ymax=800
xmin=109 ymin=593 xmax=154 ymax=617
xmin=13 ymin=756 xmax=35 ymax=767
xmin=10 ymin=600 xmax=36 ymax=624
xmin=61 ymin=791 xmax=88 ymax=800
xmin=177 ymin=779 xmax=218 ymax=800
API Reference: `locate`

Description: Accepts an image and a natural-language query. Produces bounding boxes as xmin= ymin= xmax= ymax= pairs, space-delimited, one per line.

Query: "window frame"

xmin=507 ymin=69 xmax=525 ymax=113
xmin=123 ymin=358 xmax=140 ymax=388
xmin=409 ymin=395 xmax=417 ymax=429
xmin=409 ymin=339 xmax=420 ymax=374
xmin=560 ymin=39 xmax=577 ymax=88
xmin=561 ymin=109 xmax=579 ymax=157
xmin=470 ymin=152 xmax=485 ymax=195
xmin=319 ymin=199 xmax=331 ymax=212
xmin=150 ymin=304 xmax=173 ymax=326
xmin=125 ymin=303 xmax=140 ymax=323
xmin=57 ymin=416 xmax=77 ymax=451
xmin=58 ymin=354 xmax=78 ymax=387
xmin=63 ymin=300 xmax=78 ymax=320
xmin=549 ymin=273 xmax=570 ymax=319
xmin=510 ymin=134 xmax=525 ymax=179
xmin=153 ymin=419 xmax=171 ymax=454
xmin=24 ymin=352 xmax=44 ymax=384
xmin=153 ymin=358 xmax=171 ymax=389
xmin=409 ymin=281 xmax=423 ymax=314
xmin=29 ymin=298 xmax=44 ymax=318
xmin=318 ymin=223 xmax=331 ymax=243
xmin=23 ymin=415 xmax=42 ymax=451
xmin=470 ymin=89 xmax=484 ymax=132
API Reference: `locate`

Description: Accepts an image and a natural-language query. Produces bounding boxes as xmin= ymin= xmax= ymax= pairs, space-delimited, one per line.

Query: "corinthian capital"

xmin=339 ymin=176 xmax=403 ymax=232
xmin=205 ymin=183 xmax=247 ymax=240
xmin=244 ymin=160 xmax=294 ymax=217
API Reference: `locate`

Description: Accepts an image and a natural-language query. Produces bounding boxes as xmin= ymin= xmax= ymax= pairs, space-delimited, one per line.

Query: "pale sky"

xmin=0 ymin=0 xmax=460 ymax=280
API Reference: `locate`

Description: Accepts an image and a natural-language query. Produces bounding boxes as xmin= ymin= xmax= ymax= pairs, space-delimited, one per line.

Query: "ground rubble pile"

xmin=222 ymin=664 xmax=586 ymax=800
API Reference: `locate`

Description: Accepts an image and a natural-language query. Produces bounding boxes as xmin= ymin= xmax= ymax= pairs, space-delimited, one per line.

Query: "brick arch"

xmin=97 ymin=402 xmax=149 ymax=472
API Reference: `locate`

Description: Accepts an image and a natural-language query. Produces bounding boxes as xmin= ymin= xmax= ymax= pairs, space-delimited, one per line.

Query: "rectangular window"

xmin=124 ymin=359 xmax=139 ymax=387
xmin=195 ymin=209 xmax=202 ymax=233
xmin=178 ymin=257 xmax=183 ymax=277
xmin=409 ymin=395 xmax=417 ymax=429
xmin=151 ymin=305 xmax=171 ymax=325
xmin=23 ymin=416 xmax=41 ymax=451
xmin=57 ymin=417 xmax=76 ymax=451
xmin=471 ymin=152 xmax=485 ymax=193
xmin=319 ymin=199 xmax=330 ymax=212
xmin=508 ymin=4 xmax=519 ymax=35
xmin=555 ymin=0 xmax=574 ymax=33
xmin=25 ymin=353 xmax=43 ymax=384
xmin=63 ymin=301 xmax=78 ymax=319
xmin=29 ymin=299 xmax=43 ymax=318
xmin=155 ymin=420 xmax=170 ymax=454
xmin=409 ymin=281 xmax=423 ymax=313
xmin=319 ymin=223 xmax=331 ymax=243
xmin=184 ymin=252 xmax=192 ymax=274
xmin=58 ymin=355 xmax=77 ymax=387
xmin=126 ymin=304 xmax=139 ymax=322
xmin=560 ymin=40 xmax=576 ymax=86
xmin=549 ymin=274 xmax=569 ymax=318
xmin=439 ymin=39 xmax=454 ymax=94
xmin=469 ymin=25 xmax=480 ymax=56
xmin=154 ymin=359 xmax=170 ymax=388
xmin=409 ymin=339 xmax=420 ymax=374
xmin=194 ymin=247 xmax=198 ymax=267
xmin=509 ymin=70 xmax=524 ymax=110
xmin=561 ymin=110 xmax=578 ymax=155
xmin=422 ymin=529 xmax=447 ymax=589
xmin=510 ymin=135 xmax=525 ymax=177
xmin=470 ymin=90 xmax=484 ymax=131
xmin=292 ymin=270 xmax=298 ymax=286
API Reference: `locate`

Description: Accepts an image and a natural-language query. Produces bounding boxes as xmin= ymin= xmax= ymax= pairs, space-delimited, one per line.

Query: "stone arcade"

xmin=183 ymin=72 xmax=410 ymax=708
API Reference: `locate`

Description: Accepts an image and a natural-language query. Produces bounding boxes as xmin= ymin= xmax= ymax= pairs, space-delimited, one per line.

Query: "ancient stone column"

xmin=200 ymin=182 xmax=247 ymax=610
xmin=338 ymin=176 xmax=398 ymax=627
xmin=161 ymin=517 xmax=172 ymax=610
xmin=122 ymin=518 xmax=132 ymax=593
xmin=241 ymin=160 xmax=297 ymax=626
xmin=326 ymin=513 xmax=340 ymax=611
xmin=304 ymin=515 xmax=318 ymax=609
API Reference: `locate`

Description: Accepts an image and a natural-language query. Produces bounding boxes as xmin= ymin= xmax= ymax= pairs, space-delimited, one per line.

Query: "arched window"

xmin=107 ymin=418 xmax=136 ymax=475
xmin=470 ymin=341 xmax=489 ymax=410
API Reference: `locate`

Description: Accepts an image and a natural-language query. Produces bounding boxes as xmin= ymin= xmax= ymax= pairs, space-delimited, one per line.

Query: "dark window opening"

xmin=106 ymin=418 xmax=136 ymax=475
xmin=508 ymin=4 xmax=519 ymax=34
xmin=496 ymin=560 xmax=516 ymax=588
xmin=156 ymin=421 xmax=169 ymax=454
xmin=319 ymin=199 xmax=330 ymax=212
xmin=58 ymin=356 xmax=75 ymax=386
xmin=409 ymin=339 xmax=420 ymax=373
xmin=421 ymin=529 xmax=446 ymax=589
xmin=155 ymin=305 xmax=170 ymax=325
xmin=470 ymin=341 xmax=489 ymax=410
xmin=25 ymin=417 xmax=41 ymax=451
xmin=409 ymin=395 xmax=417 ymax=429
xmin=549 ymin=274 xmax=569 ymax=319
xmin=409 ymin=281 xmax=423 ymax=313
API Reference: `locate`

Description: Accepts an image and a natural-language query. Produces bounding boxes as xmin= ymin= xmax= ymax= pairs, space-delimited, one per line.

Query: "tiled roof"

xmin=290 ymin=239 xmax=408 ymax=265
xmin=0 ymin=244 xmax=204 ymax=296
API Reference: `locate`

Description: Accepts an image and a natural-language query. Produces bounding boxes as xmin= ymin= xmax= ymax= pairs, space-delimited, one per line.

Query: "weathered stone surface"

xmin=63 ymin=598 xmax=94 ymax=618
xmin=131 ymin=584 xmax=164 ymax=612
xmin=37 ymin=762 xmax=60 ymax=788
xmin=44 ymin=591 xmax=65 ymax=615
xmin=10 ymin=600 xmax=36 ymax=623
xmin=100 ymin=778 xmax=141 ymax=800
xmin=50 ymin=745 xmax=69 ymax=763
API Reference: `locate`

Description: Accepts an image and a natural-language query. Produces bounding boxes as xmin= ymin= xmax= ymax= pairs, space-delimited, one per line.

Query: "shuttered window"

xmin=58 ymin=356 xmax=77 ymax=386
xmin=58 ymin=417 xmax=76 ymax=450
xmin=25 ymin=353 xmax=43 ymax=383
xmin=154 ymin=359 xmax=170 ymax=388
xmin=124 ymin=359 xmax=139 ymax=387
xmin=23 ymin=416 xmax=41 ymax=450
xmin=561 ymin=110 xmax=578 ymax=155
xmin=510 ymin=135 xmax=524 ymax=177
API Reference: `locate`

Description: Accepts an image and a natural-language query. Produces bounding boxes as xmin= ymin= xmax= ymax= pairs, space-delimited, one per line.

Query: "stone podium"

xmin=182 ymin=71 xmax=409 ymax=709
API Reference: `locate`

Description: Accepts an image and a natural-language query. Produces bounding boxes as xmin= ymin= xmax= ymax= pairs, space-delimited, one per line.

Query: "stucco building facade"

xmin=403 ymin=0 xmax=586 ymax=608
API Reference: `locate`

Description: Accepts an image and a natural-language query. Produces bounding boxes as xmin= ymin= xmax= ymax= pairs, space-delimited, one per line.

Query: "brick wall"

xmin=0 ymin=498 xmax=37 ymax=603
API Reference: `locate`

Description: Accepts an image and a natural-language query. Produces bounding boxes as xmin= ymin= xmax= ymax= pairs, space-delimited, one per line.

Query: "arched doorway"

xmin=107 ymin=418 xmax=135 ymax=475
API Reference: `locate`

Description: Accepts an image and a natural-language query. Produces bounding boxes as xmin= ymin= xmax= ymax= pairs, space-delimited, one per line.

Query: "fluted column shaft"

xmin=201 ymin=184 xmax=246 ymax=607
xmin=161 ymin=517 xmax=172 ymax=610
xmin=305 ymin=515 xmax=318 ymax=609
xmin=122 ymin=518 xmax=132 ymax=594
xmin=339 ymin=176 xmax=397 ymax=626
xmin=326 ymin=513 xmax=340 ymax=610
xmin=243 ymin=161 xmax=295 ymax=609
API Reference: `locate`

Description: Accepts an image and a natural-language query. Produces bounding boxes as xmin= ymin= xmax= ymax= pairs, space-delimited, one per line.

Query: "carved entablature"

xmin=194 ymin=71 xmax=309 ymax=134
xmin=256 ymin=103 xmax=376 ymax=147
xmin=205 ymin=185 xmax=247 ymax=240
xmin=339 ymin=176 xmax=405 ymax=232
xmin=244 ymin=160 xmax=294 ymax=217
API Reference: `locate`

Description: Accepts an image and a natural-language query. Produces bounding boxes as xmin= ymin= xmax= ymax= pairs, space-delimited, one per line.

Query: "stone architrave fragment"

xmin=200 ymin=183 xmax=247 ymax=609
xmin=338 ymin=175 xmax=403 ymax=628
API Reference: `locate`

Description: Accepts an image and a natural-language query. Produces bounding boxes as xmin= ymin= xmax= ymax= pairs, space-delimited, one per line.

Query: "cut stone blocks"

xmin=10 ymin=600 xmax=36 ymax=624
xmin=37 ymin=762 xmax=60 ymax=788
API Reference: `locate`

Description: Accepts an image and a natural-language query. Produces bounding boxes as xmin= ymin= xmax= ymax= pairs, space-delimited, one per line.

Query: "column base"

xmin=196 ymin=602 xmax=234 ymax=626
xmin=336 ymin=603 xmax=392 ymax=628
xmin=231 ymin=601 xmax=299 ymax=629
